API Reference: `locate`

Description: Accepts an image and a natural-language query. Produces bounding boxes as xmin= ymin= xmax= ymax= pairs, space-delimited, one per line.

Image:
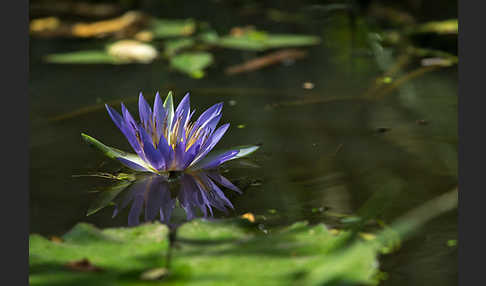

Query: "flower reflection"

xmin=105 ymin=170 xmax=241 ymax=227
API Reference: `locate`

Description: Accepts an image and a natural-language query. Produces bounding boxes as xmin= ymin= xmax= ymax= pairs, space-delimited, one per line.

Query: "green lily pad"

xmin=45 ymin=50 xmax=120 ymax=64
xmin=203 ymin=29 xmax=321 ymax=51
xmin=169 ymin=52 xmax=214 ymax=78
xmin=30 ymin=219 xmax=381 ymax=286
xmin=164 ymin=38 xmax=196 ymax=57
xmin=150 ymin=18 xmax=196 ymax=39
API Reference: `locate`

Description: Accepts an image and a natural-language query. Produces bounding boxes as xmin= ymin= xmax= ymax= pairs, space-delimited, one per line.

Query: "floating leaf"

xmin=150 ymin=18 xmax=196 ymax=39
xmin=30 ymin=219 xmax=381 ymax=286
xmin=45 ymin=50 xmax=119 ymax=64
xmin=204 ymin=29 xmax=321 ymax=51
xmin=169 ymin=52 xmax=213 ymax=78
xmin=164 ymin=38 xmax=195 ymax=57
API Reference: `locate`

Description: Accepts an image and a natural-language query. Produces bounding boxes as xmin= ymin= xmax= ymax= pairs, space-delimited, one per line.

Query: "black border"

xmin=5 ymin=0 xmax=29 ymax=285
xmin=458 ymin=1 xmax=482 ymax=286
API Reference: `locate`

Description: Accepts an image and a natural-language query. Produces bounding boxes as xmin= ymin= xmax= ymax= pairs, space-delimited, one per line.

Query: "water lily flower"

xmin=82 ymin=91 xmax=259 ymax=174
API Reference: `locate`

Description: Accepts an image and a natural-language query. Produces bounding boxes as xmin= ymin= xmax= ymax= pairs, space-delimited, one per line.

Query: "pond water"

xmin=29 ymin=2 xmax=457 ymax=285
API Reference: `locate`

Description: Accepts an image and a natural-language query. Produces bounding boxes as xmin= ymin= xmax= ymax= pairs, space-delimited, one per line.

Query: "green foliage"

xmin=30 ymin=219 xmax=382 ymax=286
xmin=169 ymin=52 xmax=214 ymax=78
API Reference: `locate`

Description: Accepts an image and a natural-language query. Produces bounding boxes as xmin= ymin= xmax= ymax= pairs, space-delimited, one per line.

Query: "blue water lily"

xmin=82 ymin=91 xmax=258 ymax=174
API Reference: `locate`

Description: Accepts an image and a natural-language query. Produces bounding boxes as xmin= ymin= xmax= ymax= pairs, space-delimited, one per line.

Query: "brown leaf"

xmin=64 ymin=258 xmax=103 ymax=272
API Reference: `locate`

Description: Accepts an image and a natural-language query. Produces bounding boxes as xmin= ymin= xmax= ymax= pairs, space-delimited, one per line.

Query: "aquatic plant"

xmin=82 ymin=91 xmax=258 ymax=174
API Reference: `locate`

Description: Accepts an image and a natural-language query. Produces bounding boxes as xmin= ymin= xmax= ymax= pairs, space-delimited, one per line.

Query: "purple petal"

xmin=182 ymin=142 xmax=201 ymax=169
xmin=175 ymin=93 xmax=191 ymax=125
xmin=197 ymin=150 xmax=238 ymax=169
xmin=138 ymin=93 xmax=153 ymax=129
xmin=192 ymin=123 xmax=230 ymax=165
xmin=156 ymin=134 xmax=173 ymax=168
xmin=153 ymin=92 xmax=166 ymax=139
xmin=139 ymin=127 xmax=165 ymax=170
xmin=189 ymin=102 xmax=223 ymax=139
xmin=116 ymin=157 xmax=149 ymax=172
xmin=174 ymin=140 xmax=187 ymax=170
xmin=106 ymin=104 xmax=144 ymax=157
xmin=105 ymin=104 xmax=124 ymax=131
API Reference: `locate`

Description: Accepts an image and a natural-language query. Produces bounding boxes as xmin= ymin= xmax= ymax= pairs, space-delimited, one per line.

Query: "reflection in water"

xmin=104 ymin=170 xmax=241 ymax=227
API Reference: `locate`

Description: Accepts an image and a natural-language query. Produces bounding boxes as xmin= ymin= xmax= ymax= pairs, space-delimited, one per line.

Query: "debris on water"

xmin=311 ymin=207 xmax=326 ymax=213
xmin=134 ymin=30 xmax=154 ymax=42
xmin=49 ymin=236 xmax=63 ymax=243
xmin=228 ymin=99 xmax=237 ymax=106
xmin=416 ymin=119 xmax=429 ymax=125
xmin=447 ymin=239 xmax=457 ymax=247
xmin=107 ymin=40 xmax=158 ymax=63
xmin=359 ymin=232 xmax=377 ymax=241
xmin=237 ymin=124 xmax=246 ymax=128
xmin=65 ymin=258 xmax=103 ymax=272
xmin=249 ymin=179 xmax=263 ymax=187
xmin=376 ymin=127 xmax=391 ymax=133
xmin=140 ymin=267 xmax=169 ymax=280
xmin=258 ymin=223 xmax=269 ymax=234
xmin=30 ymin=11 xmax=146 ymax=38
xmin=302 ymin=82 xmax=314 ymax=89
xmin=225 ymin=49 xmax=308 ymax=75
xmin=421 ymin=57 xmax=454 ymax=67
xmin=241 ymin=212 xmax=256 ymax=223
xmin=267 ymin=209 xmax=277 ymax=214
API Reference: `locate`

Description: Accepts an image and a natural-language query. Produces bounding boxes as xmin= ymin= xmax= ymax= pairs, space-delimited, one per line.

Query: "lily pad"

xmin=45 ymin=40 xmax=159 ymax=64
xmin=45 ymin=50 xmax=120 ymax=64
xmin=203 ymin=29 xmax=321 ymax=51
xmin=150 ymin=18 xmax=196 ymax=39
xmin=169 ymin=52 xmax=214 ymax=78
xmin=30 ymin=219 xmax=381 ymax=286
xmin=164 ymin=38 xmax=196 ymax=57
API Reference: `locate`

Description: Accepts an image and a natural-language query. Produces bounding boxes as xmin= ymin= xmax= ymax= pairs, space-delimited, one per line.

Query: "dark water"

xmin=29 ymin=1 xmax=457 ymax=285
